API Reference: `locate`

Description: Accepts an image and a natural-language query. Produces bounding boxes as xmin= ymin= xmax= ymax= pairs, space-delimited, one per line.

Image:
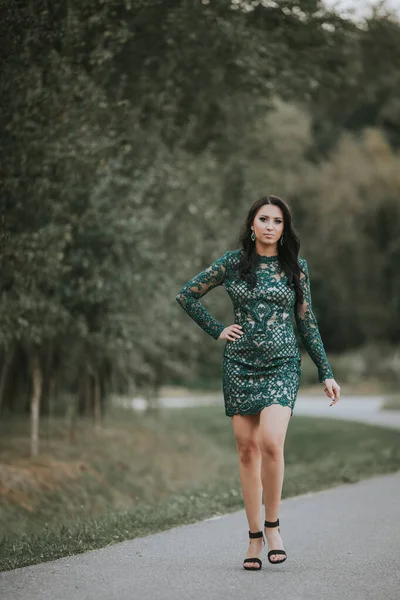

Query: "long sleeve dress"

xmin=175 ymin=249 xmax=334 ymax=417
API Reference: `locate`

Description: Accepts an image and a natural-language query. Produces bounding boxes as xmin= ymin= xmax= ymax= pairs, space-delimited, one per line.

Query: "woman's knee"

xmin=236 ymin=439 xmax=260 ymax=465
xmin=259 ymin=436 xmax=284 ymax=460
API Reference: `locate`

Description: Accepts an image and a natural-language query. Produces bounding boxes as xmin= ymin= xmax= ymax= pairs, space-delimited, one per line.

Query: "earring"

xmin=280 ymin=234 xmax=284 ymax=246
xmin=251 ymin=230 xmax=256 ymax=242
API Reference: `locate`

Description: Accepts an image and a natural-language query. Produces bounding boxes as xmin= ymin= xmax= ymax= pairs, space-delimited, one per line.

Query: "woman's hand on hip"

xmin=322 ymin=378 xmax=341 ymax=406
xmin=219 ymin=324 xmax=244 ymax=341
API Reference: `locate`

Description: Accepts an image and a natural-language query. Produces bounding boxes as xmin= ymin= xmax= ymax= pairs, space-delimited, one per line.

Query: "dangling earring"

xmin=251 ymin=230 xmax=256 ymax=242
xmin=280 ymin=234 xmax=284 ymax=246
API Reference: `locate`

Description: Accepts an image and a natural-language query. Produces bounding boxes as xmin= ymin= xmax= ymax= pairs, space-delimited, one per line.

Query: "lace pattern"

xmin=176 ymin=250 xmax=334 ymax=416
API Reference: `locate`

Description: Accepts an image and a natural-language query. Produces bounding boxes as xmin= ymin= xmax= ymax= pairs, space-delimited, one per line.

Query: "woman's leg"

xmin=258 ymin=404 xmax=291 ymax=562
xmin=231 ymin=413 xmax=263 ymax=568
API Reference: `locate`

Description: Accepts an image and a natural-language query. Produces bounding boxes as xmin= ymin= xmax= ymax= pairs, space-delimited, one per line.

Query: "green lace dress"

xmin=176 ymin=249 xmax=334 ymax=417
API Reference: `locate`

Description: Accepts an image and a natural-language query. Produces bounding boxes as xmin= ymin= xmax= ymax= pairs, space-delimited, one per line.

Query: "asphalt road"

xmin=1 ymin=395 xmax=400 ymax=600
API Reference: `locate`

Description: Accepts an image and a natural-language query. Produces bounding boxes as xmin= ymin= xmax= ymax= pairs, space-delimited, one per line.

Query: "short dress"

xmin=175 ymin=249 xmax=334 ymax=417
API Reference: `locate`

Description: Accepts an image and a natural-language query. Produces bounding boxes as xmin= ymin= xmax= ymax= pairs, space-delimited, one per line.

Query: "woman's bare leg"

xmin=259 ymin=404 xmax=291 ymax=562
xmin=231 ymin=413 xmax=263 ymax=568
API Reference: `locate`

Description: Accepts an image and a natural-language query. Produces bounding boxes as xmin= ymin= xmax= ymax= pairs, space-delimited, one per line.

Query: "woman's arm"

xmin=175 ymin=252 xmax=228 ymax=340
xmin=294 ymin=258 xmax=334 ymax=383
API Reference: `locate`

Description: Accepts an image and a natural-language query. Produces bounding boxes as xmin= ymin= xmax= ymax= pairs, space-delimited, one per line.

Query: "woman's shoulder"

xmin=214 ymin=248 xmax=241 ymax=262
xmin=223 ymin=248 xmax=242 ymax=266
xmin=213 ymin=249 xmax=241 ymax=275
xmin=226 ymin=248 xmax=242 ymax=259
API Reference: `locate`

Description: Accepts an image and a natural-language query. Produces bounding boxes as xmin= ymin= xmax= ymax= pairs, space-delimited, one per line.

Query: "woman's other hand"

xmin=323 ymin=378 xmax=341 ymax=406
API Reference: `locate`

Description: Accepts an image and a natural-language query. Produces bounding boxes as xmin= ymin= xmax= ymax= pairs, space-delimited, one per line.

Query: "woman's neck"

xmin=255 ymin=243 xmax=278 ymax=257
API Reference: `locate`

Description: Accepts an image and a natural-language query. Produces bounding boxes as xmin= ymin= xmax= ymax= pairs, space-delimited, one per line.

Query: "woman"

xmin=175 ymin=195 xmax=341 ymax=571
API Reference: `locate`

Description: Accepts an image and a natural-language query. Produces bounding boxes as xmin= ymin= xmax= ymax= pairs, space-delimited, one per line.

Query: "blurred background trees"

xmin=1 ymin=0 xmax=400 ymax=454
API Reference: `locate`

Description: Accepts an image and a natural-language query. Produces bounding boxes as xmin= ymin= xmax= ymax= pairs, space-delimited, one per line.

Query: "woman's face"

xmin=251 ymin=204 xmax=284 ymax=247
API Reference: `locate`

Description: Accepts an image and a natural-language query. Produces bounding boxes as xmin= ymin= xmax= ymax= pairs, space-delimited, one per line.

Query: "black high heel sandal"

xmin=264 ymin=519 xmax=287 ymax=564
xmin=243 ymin=530 xmax=265 ymax=571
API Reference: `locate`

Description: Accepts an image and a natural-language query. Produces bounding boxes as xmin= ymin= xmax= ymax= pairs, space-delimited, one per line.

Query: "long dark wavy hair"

xmin=237 ymin=195 xmax=305 ymax=304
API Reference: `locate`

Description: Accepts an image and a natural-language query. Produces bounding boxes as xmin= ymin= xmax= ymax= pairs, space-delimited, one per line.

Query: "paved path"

xmin=1 ymin=394 xmax=400 ymax=599
xmin=294 ymin=395 xmax=400 ymax=429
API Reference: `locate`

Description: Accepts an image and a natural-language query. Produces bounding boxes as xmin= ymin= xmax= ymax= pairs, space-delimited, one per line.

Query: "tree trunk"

xmin=46 ymin=373 xmax=56 ymax=442
xmin=77 ymin=369 xmax=86 ymax=416
xmin=48 ymin=374 xmax=56 ymax=417
xmin=85 ymin=367 xmax=93 ymax=417
xmin=0 ymin=347 xmax=14 ymax=416
xmin=145 ymin=382 xmax=160 ymax=413
xmin=93 ymin=371 xmax=102 ymax=429
xmin=68 ymin=393 xmax=78 ymax=444
xmin=30 ymin=349 xmax=42 ymax=457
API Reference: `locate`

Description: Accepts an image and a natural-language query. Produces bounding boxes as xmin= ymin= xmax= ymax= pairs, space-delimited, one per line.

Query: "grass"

xmin=1 ymin=405 xmax=400 ymax=571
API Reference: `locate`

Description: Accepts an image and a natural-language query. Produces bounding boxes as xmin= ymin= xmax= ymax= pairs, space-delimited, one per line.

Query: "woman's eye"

xmin=260 ymin=217 xmax=282 ymax=223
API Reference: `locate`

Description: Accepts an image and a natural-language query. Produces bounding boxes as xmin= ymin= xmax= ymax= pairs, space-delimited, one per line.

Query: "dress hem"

xmin=226 ymin=401 xmax=294 ymax=418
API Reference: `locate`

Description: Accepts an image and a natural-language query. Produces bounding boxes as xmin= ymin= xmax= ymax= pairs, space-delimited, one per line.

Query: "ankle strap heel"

xmin=249 ymin=530 xmax=264 ymax=538
xmin=263 ymin=518 xmax=287 ymax=564
xmin=243 ymin=530 xmax=265 ymax=571
xmin=264 ymin=519 xmax=279 ymax=527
